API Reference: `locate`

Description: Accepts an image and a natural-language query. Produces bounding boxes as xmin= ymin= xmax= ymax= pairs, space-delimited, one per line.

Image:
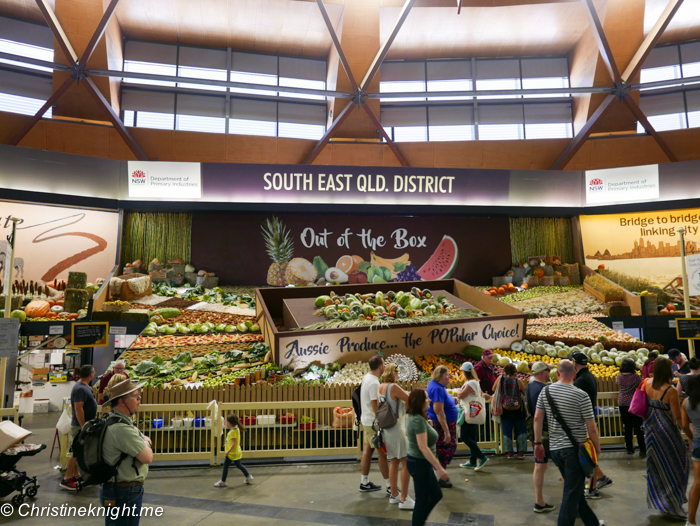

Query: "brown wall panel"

xmin=172 ymin=131 xmax=227 ymax=163
xmin=130 ymin=128 xmax=174 ymax=161
xmin=46 ymin=121 xmax=111 ymax=157
xmin=191 ymin=213 xmax=512 ymax=287
xmin=433 ymin=142 xmax=484 ymax=169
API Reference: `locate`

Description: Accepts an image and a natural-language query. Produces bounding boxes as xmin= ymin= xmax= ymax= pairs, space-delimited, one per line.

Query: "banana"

xmin=370 ymin=252 xmax=411 ymax=278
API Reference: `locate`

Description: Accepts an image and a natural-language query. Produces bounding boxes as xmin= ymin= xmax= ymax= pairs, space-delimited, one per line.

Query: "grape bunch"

xmin=395 ymin=265 xmax=422 ymax=282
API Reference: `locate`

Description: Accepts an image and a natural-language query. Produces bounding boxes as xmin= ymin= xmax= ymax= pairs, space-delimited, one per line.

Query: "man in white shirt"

xmin=359 ymin=355 xmax=390 ymax=493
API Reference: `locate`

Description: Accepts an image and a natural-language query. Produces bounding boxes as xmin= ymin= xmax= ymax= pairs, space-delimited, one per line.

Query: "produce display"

xmin=120 ymin=343 xmax=260 ymax=363
xmin=526 ymin=317 xmax=638 ymax=343
xmin=305 ymin=287 xmax=484 ymax=330
xmin=130 ymin=333 xmax=264 ymax=349
xmin=325 ymin=362 xmax=370 ymax=386
xmin=583 ymin=274 xmax=624 ymax=300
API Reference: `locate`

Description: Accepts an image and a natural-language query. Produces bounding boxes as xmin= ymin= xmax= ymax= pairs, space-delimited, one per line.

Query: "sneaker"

xmin=596 ymin=476 xmax=614 ymax=490
xmin=389 ymin=495 xmax=401 ymax=504
xmin=359 ymin=481 xmax=382 ymax=493
xmin=507 ymin=452 xmax=514 ymax=459
xmin=398 ymin=496 xmax=415 ymax=510
xmin=214 ymin=480 xmax=227 ymax=488
xmin=517 ymin=453 xmax=525 ymax=460
xmin=245 ymin=475 xmax=254 ymax=485
xmin=585 ymin=488 xmax=601 ymax=500
xmin=59 ymin=478 xmax=78 ymax=491
xmin=626 ymin=449 xmax=635 ymax=455
xmin=474 ymin=458 xmax=490 ymax=472
xmin=533 ymin=503 xmax=556 ymax=513
xmin=386 ymin=486 xmax=399 ymax=497
xmin=439 ymin=479 xmax=453 ymax=488
xmin=459 ymin=461 xmax=476 ymax=468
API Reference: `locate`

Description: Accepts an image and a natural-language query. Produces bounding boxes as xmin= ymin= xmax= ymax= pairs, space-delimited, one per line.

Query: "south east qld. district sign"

xmin=276 ymin=316 xmax=524 ymax=369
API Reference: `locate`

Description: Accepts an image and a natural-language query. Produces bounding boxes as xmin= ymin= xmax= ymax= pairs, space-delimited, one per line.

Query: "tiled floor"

xmin=0 ymin=413 xmax=688 ymax=525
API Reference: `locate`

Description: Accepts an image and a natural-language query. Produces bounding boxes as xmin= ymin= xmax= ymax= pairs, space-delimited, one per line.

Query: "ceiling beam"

xmin=79 ymin=0 xmax=122 ymax=67
xmin=360 ymin=101 xmax=408 ymax=167
xmin=360 ymin=0 xmax=416 ymax=90
xmin=315 ymin=0 xmax=358 ymax=94
xmin=8 ymin=75 xmax=74 ymax=146
xmin=83 ymin=77 xmax=148 ymax=160
xmin=622 ymin=0 xmax=685 ymax=82
xmin=580 ymin=0 xmax=621 ymax=84
xmin=35 ymin=0 xmax=78 ymax=66
xmin=302 ymin=101 xmax=355 ymax=165
xmin=550 ymin=94 xmax=615 ymax=170
xmin=621 ymin=96 xmax=677 ymax=161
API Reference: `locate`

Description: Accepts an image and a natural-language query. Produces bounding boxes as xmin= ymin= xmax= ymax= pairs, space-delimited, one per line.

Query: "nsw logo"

xmin=589 ymin=177 xmax=603 ymax=192
xmin=131 ymin=169 xmax=146 ymax=185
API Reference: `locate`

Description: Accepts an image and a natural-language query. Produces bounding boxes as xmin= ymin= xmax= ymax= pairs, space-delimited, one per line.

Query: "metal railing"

xmin=56 ymin=393 xmax=632 ymax=466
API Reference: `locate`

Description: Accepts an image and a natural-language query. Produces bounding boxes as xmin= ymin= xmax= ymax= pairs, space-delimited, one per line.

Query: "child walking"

xmin=215 ymin=414 xmax=253 ymax=487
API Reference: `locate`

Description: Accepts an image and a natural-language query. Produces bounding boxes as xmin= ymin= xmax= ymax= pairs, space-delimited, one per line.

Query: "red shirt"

xmin=98 ymin=371 xmax=129 ymax=399
xmin=474 ymin=360 xmax=498 ymax=395
xmin=642 ymin=361 xmax=654 ymax=379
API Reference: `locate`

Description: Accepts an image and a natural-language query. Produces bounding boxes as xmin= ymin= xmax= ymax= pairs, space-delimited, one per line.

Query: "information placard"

xmin=71 ymin=322 xmax=109 ymax=348
xmin=0 ymin=318 xmax=19 ymax=358
xmin=676 ymin=318 xmax=700 ymax=340
xmin=49 ymin=325 xmax=63 ymax=335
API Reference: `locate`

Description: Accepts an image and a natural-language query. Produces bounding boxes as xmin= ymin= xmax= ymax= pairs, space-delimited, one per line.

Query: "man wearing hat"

xmin=100 ymin=379 xmax=153 ymax=525
xmin=474 ymin=349 xmax=498 ymax=396
xmin=571 ymin=351 xmax=613 ymax=499
xmin=526 ymin=362 xmax=555 ymax=514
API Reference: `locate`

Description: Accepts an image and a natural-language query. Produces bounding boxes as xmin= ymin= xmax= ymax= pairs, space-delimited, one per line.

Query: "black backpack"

xmin=73 ymin=415 xmax=137 ymax=487
xmin=351 ymin=385 xmax=362 ymax=426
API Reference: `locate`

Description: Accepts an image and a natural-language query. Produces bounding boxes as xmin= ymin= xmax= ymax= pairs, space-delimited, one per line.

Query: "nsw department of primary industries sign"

xmin=128 ymin=161 xmax=201 ymax=199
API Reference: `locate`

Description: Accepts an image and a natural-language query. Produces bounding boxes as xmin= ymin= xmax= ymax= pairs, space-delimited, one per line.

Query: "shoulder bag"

xmin=544 ymin=386 xmax=598 ymax=477
xmin=462 ymin=382 xmax=486 ymax=425
xmin=628 ymin=378 xmax=649 ymax=418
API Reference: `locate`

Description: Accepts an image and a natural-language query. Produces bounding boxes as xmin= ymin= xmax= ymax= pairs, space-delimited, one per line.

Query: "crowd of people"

xmin=55 ymin=346 xmax=700 ymax=526
xmin=357 ymin=349 xmax=700 ymax=526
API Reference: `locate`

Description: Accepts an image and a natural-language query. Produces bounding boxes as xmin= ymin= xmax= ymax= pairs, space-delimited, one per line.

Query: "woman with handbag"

xmin=644 ymin=357 xmax=690 ymax=520
xmin=616 ymin=359 xmax=645 ymax=457
xmin=427 ymin=365 xmax=459 ymax=487
xmin=493 ymin=363 xmax=528 ymax=459
xmin=378 ymin=363 xmax=414 ymax=510
xmin=457 ymin=362 xmax=490 ymax=471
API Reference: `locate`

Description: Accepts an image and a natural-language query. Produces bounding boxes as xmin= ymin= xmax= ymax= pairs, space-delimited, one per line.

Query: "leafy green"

xmin=134 ymin=360 xmax=159 ymax=376
xmin=224 ymin=350 xmax=245 ymax=361
xmin=151 ymin=356 xmax=165 ymax=366
xmin=172 ymin=352 xmax=193 ymax=366
xmin=201 ymin=352 xmax=219 ymax=368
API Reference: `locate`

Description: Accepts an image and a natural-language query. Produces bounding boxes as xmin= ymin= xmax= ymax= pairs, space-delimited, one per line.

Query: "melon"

xmin=417 ymin=235 xmax=458 ymax=280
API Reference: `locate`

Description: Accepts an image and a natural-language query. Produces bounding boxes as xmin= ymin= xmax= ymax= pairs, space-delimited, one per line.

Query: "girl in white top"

xmin=457 ymin=362 xmax=491 ymax=471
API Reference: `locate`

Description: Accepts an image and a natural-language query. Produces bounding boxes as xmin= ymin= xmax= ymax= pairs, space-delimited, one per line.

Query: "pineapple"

xmin=262 ymin=217 xmax=293 ymax=287
xmin=284 ymin=258 xmax=316 ymax=286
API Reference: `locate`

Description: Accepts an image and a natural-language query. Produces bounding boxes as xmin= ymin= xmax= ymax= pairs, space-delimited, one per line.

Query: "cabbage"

xmin=511 ymin=341 xmax=523 ymax=352
xmin=535 ymin=345 xmax=546 ymax=356
xmin=516 ymin=361 xmax=530 ymax=374
xmin=602 ymin=357 xmax=614 ymax=366
xmin=615 ymin=356 xmax=624 ymax=367
xmin=599 ymin=350 xmax=609 ymax=358
xmin=557 ymin=349 xmax=569 ymax=358
xmin=637 ymin=348 xmax=649 ymax=357
xmin=636 ymin=361 xmax=644 ymax=370
xmin=554 ymin=341 xmax=566 ymax=348
xmin=547 ymin=349 xmax=558 ymax=358
xmin=590 ymin=353 xmax=602 ymax=364
xmin=498 ymin=357 xmax=511 ymax=367
xmin=593 ymin=343 xmax=604 ymax=352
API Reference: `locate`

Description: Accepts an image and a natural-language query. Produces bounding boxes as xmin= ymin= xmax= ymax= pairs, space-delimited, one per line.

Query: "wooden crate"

xmin=583 ymin=282 xmax=623 ymax=303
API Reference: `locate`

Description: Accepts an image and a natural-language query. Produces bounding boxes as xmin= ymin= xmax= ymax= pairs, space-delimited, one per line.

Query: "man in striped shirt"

xmin=534 ymin=360 xmax=603 ymax=526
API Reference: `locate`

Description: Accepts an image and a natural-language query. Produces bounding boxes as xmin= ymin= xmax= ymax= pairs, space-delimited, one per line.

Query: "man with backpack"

xmin=99 ymin=379 xmax=152 ymax=525
xmin=358 ymin=355 xmax=390 ymax=493
xmin=61 ymin=364 xmax=97 ymax=491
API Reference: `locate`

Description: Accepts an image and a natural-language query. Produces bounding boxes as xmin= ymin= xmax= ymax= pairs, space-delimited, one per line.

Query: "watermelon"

xmin=417 ymin=235 xmax=458 ymax=280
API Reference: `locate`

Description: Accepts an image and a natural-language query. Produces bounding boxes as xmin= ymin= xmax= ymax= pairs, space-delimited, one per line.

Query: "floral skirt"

xmin=430 ymin=420 xmax=457 ymax=469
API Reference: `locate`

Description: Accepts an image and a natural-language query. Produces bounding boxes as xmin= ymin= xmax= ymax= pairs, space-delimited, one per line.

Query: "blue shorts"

xmin=534 ymin=449 xmax=551 ymax=464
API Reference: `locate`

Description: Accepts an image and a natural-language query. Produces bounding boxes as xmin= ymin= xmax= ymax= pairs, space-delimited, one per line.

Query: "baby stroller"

xmin=0 ymin=420 xmax=45 ymax=506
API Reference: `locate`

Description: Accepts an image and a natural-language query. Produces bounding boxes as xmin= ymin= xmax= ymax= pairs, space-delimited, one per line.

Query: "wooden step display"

xmin=109 ymin=274 xmax=152 ymax=301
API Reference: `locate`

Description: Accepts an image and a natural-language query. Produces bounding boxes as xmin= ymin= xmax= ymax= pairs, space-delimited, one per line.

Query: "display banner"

xmin=687 ymin=253 xmax=700 ymax=296
xmin=585 ymin=165 xmax=659 ymax=205
xmin=277 ymin=317 xmax=524 ymax=368
xmin=580 ymin=207 xmax=700 ymax=285
xmin=201 ymin=164 xmax=511 ymax=206
xmin=191 ymin=213 xmax=512 ymax=286
xmin=127 ymin=161 xmax=201 ymax=199
xmin=0 ymin=201 xmax=119 ymax=285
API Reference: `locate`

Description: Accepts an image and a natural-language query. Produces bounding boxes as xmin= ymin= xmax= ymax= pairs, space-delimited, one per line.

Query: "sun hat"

xmin=531 ymin=361 xmax=550 ymax=375
xmin=106 ymin=379 xmax=145 ymax=403
xmin=461 ymin=362 xmax=474 ymax=372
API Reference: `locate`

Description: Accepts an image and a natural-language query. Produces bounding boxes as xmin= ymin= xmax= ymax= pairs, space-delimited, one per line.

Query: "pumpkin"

xmin=489 ymin=290 xmax=497 ymax=296
xmin=521 ymin=284 xmax=529 ymax=289
xmin=25 ymin=300 xmax=51 ymax=318
xmin=533 ymin=268 xmax=545 ymax=278
xmin=497 ymin=287 xmax=506 ymax=295
xmin=483 ymin=290 xmax=491 ymax=295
